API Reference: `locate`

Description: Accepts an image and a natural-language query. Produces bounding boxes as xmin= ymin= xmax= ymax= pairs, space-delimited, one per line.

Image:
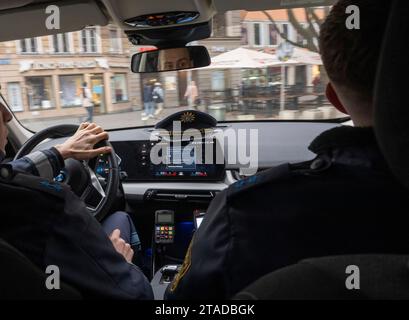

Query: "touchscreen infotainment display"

xmin=112 ymin=139 xmax=225 ymax=181
xmin=165 ymin=146 xmax=196 ymax=172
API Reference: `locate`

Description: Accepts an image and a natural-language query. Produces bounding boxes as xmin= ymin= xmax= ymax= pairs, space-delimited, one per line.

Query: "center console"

xmin=150 ymin=208 xmax=207 ymax=300
xmin=115 ymin=111 xmax=226 ymax=299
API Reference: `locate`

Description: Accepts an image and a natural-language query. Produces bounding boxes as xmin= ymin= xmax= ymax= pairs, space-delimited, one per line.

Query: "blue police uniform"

xmin=0 ymin=148 xmax=153 ymax=299
xmin=167 ymin=126 xmax=409 ymax=299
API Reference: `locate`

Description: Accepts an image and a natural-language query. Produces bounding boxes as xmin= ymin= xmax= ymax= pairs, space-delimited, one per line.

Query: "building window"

xmin=59 ymin=75 xmax=83 ymax=108
xmin=53 ymin=33 xmax=70 ymax=53
xmin=20 ymin=38 xmax=39 ymax=53
xmin=211 ymin=71 xmax=225 ymax=92
xmin=7 ymin=83 xmax=24 ymax=112
xmin=241 ymin=25 xmax=248 ymax=45
xmin=111 ymin=74 xmax=128 ymax=103
xmin=212 ymin=13 xmax=226 ymax=37
xmin=25 ymin=76 xmax=55 ymax=110
xmin=254 ymin=23 xmax=261 ymax=46
xmin=282 ymin=24 xmax=289 ymax=40
xmin=268 ymin=24 xmax=278 ymax=46
xmin=109 ymin=28 xmax=122 ymax=53
xmin=81 ymin=27 xmax=98 ymax=53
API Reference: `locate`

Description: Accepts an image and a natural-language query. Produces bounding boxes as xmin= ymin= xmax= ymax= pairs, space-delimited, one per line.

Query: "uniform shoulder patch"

xmin=227 ymin=164 xmax=291 ymax=198
xmin=1 ymin=171 xmax=67 ymax=200
xmin=169 ymin=239 xmax=193 ymax=293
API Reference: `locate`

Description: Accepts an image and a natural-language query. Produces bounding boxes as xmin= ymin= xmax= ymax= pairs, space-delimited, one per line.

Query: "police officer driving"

xmin=167 ymin=0 xmax=409 ymax=300
xmin=0 ymin=100 xmax=153 ymax=299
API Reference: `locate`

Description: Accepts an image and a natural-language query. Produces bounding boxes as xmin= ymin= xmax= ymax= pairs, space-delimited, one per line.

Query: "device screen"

xmin=157 ymin=212 xmax=174 ymax=224
xmin=195 ymin=216 xmax=204 ymax=229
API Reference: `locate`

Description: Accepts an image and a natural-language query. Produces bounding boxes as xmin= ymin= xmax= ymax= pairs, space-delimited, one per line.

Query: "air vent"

xmin=144 ymin=189 xmax=219 ymax=202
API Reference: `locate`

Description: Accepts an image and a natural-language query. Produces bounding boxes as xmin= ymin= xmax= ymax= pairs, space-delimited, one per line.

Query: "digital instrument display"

xmin=111 ymin=139 xmax=225 ymax=181
xmin=95 ymin=155 xmax=110 ymax=178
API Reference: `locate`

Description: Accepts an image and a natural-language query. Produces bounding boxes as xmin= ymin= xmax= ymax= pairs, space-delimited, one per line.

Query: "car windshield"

xmin=1 ymin=6 xmax=346 ymax=131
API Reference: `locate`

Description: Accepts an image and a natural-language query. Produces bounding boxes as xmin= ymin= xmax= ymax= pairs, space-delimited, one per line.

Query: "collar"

xmin=308 ymin=126 xmax=387 ymax=169
xmin=309 ymin=126 xmax=377 ymax=154
xmin=0 ymin=150 xmax=5 ymax=163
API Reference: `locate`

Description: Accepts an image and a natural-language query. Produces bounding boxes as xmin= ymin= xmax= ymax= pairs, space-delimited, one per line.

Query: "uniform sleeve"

xmin=166 ymin=190 xmax=232 ymax=300
xmin=9 ymin=147 xmax=64 ymax=180
xmin=46 ymin=190 xmax=154 ymax=300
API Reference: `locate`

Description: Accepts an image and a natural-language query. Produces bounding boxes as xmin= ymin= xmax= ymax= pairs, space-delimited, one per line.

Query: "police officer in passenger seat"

xmin=167 ymin=0 xmax=409 ymax=300
xmin=0 ymin=103 xmax=153 ymax=299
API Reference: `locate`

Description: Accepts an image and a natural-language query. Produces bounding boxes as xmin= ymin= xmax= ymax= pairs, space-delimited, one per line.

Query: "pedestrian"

xmin=142 ymin=81 xmax=154 ymax=121
xmin=153 ymin=82 xmax=164 ymax=116
xmin=312 ymin=75 xmax=324 ymax=106
xmin=184 ymin=80 xmax=199 ymax=109
xmin=81 ymin=82 xmax=94 ymax=122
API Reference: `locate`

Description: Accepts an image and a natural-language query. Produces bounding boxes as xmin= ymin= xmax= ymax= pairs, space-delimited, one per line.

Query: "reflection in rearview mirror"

xmin=131 ymin=46 xmax=210 ymax=73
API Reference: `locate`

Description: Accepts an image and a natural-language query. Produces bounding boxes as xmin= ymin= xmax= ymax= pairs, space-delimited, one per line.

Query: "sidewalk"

xmin=21 ymin=106 xmax=192 ymax=131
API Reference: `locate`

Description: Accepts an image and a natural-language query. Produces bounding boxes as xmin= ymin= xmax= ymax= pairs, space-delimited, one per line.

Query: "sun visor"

xmin=0 ymin=0 xmax=108 ymax=42
xmin=374 ymin=0 xmax=409 ymax=190
xmin=214 ymin=0 xmax=336 ymax=12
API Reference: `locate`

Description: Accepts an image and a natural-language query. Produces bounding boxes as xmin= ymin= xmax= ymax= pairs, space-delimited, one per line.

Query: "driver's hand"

xmin=55 ymin=122 xmax=112 ymax=160
xmin=109 ymin=229 xmax=134 ymax=263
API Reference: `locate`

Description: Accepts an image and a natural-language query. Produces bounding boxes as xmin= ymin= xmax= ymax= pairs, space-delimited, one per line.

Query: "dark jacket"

xmin=143 ymin=85 xmax=153 ymax=103
xmin=167 ymin=126 xmax=409 ymax=299
xmin=0 ymin=149 xmax=153 ymax=299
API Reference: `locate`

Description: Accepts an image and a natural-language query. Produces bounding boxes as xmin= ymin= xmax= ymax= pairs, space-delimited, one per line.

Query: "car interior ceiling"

xmin=0 ymin=0 xmax=408 ymax=301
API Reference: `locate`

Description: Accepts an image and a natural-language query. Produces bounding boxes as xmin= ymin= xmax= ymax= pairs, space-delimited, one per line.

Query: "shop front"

xmin=4 ymin=58 xmax=132 ymax=120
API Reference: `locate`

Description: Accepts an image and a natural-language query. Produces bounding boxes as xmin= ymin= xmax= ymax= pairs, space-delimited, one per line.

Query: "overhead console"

xmin=102 ymin=0 xmax=215 ymax=47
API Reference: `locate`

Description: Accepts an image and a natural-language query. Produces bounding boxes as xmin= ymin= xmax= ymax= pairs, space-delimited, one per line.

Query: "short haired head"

xmin=319 ymin=0 xmax=391 ymax=108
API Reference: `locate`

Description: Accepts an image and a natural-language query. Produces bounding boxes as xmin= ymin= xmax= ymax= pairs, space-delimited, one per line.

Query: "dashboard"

xmin=38 ymin=121 xmax=343 ymax=197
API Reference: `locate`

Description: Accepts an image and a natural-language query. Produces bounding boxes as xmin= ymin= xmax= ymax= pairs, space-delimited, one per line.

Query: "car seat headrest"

xmin=374 ymin=0 xmax=409 ymax=190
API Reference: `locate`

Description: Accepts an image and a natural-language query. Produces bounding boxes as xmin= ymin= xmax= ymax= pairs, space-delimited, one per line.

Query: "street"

xmin=19 ymin=96 xmax=341 ymax=132
xmin=20 ymin=105 xmax=276 ymax=131
xmin=20 ymin=106 xmax=192 ymax=131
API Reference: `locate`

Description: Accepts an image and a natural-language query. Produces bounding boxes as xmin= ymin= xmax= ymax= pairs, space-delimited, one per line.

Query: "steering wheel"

xmin=14 ymin=124 xmax=119 ymax=221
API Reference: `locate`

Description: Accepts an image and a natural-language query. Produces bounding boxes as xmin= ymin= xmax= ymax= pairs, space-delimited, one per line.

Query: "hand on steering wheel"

xmin=14 ymin=123 xmax=119 ymax=221
xmin=54 ymin=122 xmax=112 ymax=161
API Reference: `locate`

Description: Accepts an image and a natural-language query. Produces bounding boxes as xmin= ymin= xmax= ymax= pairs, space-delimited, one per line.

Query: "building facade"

xmin=0 ymin=25 xmax=134 ymax=120
xmin=241 ymin=9 xmax=324 ymax=87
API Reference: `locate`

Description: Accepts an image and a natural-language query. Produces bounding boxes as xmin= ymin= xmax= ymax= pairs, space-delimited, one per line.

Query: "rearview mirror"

xmin=131 ymin=46 xmax=210 ymax=73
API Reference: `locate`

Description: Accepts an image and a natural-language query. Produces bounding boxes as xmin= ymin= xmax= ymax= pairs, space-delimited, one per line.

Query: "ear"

xmin=326 ymin=83 xmax=348 ymax=115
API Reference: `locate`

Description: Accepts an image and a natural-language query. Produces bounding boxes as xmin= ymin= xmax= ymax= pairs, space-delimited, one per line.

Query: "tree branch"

xmin=310 ymin=8 xmax=324 ymax=27
xmin=287 ymin=9 xmax=319 ymax=52
xmin=261 ymin=10 xmax=309 ymax=50
xmin=305 ymin=8 xmax=320 ymax=39
xmin=287 ymin=9 xmax=312 ymax=40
